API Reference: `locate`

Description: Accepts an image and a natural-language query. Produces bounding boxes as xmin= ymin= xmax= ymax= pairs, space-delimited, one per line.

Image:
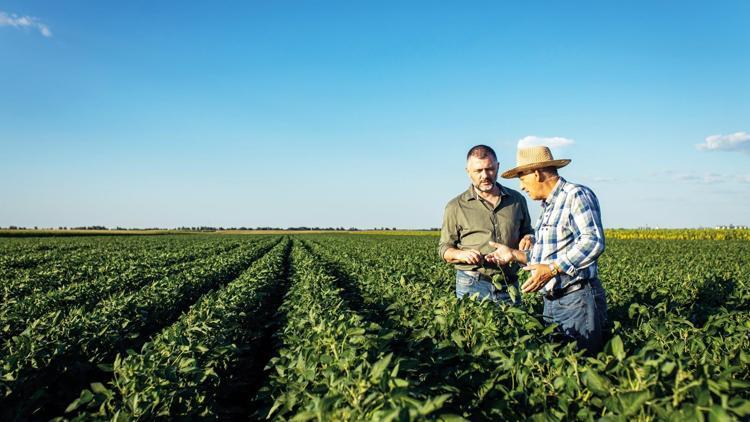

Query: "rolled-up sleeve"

xmin=438 ymin=203 xmax=459 ymax=261
xmin=554 ymin=189 xmax=605 ymax=276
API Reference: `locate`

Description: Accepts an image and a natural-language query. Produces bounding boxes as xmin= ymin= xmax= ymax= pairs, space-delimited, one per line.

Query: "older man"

xmin=439 ymin=145 xmax=534 ymax=305
xmin=486 ymin=146 xmax=608 ymax=353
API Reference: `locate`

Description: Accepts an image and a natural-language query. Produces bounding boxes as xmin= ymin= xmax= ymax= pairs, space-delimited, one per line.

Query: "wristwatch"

xmin=548 ymin=263 xmax=559 ymax=277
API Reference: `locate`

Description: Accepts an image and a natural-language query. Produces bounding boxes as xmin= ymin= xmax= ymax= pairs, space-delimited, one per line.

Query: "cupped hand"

xmin=486 ymin=241 xmax=513 ymax=265
xmin=460 ymin=249 xmax=483 ymax=265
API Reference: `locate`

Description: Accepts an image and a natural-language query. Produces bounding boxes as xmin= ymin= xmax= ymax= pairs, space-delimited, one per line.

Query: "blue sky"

xmin=1 ymin=1 xmax=748 ymax=229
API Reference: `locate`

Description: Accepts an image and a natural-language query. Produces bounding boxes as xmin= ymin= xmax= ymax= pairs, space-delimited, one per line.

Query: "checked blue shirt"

xmin=527 ymin=177 xmax=605 ymax=293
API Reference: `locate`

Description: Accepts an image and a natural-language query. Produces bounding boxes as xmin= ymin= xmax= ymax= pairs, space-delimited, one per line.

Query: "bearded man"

xmin=439 ymin=145 xmax=534 ymax=305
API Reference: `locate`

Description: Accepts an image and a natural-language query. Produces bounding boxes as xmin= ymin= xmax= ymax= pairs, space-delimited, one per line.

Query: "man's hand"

xmin=521 ymin=263 xmax=554 ymax=293
xmin=458 ymin=249 xmax=483 ymax=265
xmin=486 ymin=241 xmax=514 ymax=265
xmin=518 ymin=234 xmax=534 ymax=251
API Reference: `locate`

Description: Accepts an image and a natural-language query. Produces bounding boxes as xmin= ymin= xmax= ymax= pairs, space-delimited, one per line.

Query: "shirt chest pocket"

xmin=539 ymin=210 xmax=572 ymax=242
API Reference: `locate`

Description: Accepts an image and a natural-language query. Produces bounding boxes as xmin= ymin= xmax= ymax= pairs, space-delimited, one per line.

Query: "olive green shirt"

xmin=439 ymin=183 xmax=533 ymax=280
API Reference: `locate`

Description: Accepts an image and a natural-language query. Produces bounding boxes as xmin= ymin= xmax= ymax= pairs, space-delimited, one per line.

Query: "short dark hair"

xmin=466 ymin=145 xmax=497 ymax=161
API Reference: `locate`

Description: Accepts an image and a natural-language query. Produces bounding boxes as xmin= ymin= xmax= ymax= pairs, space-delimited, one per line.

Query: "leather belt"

xmin=544 ymin=279 xmax=590 ymax=300
xmin=460 ymin=270 xmax=494 ymax=282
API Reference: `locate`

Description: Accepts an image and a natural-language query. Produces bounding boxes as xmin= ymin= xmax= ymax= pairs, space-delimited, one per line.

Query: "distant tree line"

xmin=3 ymin=226 xmax=170 ymax=231
xmin=2 ymin=226 xmax=442 ymax=231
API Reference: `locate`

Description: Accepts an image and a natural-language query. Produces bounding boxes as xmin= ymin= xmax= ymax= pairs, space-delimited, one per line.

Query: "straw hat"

xmin=501 ymin=146 xmax=571 ymax=179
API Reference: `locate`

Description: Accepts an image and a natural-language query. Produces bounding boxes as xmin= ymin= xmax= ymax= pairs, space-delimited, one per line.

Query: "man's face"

xmin=466 ymin=155 xmax=499 ymax=193
xmin=519 ymin=171 xmax=543 ymax=200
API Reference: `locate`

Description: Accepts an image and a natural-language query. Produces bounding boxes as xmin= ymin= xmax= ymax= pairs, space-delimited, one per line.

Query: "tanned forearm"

xmin=510 ymin=248 xmax=528 ymax=265
xmin=443 ymin=247 xmax=465 ymax=264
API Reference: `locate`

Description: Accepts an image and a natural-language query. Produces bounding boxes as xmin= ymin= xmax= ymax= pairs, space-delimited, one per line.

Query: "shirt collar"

xmin=462 ymin=183 xmax=509 ymax=201
xmin=542 ymin=177 xmax=566 ymax=208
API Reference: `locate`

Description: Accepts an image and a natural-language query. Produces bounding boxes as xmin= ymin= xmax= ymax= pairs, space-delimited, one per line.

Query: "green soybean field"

xmin=0 ymin=234 xmax=748 ymax=421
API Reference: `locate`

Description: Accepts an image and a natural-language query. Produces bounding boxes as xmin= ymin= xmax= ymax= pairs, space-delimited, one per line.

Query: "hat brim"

xmin=501 ymin=159 xmax=571 ymax=179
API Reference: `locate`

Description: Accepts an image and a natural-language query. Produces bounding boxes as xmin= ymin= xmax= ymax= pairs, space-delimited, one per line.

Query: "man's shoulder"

xmin=561 ymin=180 xmax=596 ymax=196
xmin=560 ymin=180 xmax=600 ymax=206
xmin=444 ymin=191 xmax=468 ymax=210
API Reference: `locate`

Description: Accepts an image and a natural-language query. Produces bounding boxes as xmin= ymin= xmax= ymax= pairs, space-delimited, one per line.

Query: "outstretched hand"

xmin=485 ymin=241 xmax=514 ymax=265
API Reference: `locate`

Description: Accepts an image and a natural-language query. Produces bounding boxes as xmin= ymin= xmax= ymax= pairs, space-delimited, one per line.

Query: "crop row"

xmin=1 ymin=236 xmax=234 ymax=303
xmin=65 ymin=238 xmax=291 ymax=420
xmin=0 ymin=239 xmax=243 ymax=342
xmin=254 ymin=241 xmax=449 ymax=420
xmin=0 ymin=236 xmax=279 ymax=420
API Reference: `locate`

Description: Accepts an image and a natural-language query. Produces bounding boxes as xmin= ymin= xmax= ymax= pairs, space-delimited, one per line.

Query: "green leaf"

xmin=437 ymin=414 xmax=470 ymax=422
xmin=65 ymin=399 xmax=82 ymax=414
xmin=79 ymin=389 xmax=94 ymax=405
xmin=419 ymin=394 xmax=451 ymax=415
xmin=390 ymin=361 xmax=400 ymax=377
xmin=709 ymin=405 xmax=732 ymax=422
xmin=542 ymin=323 xmax=559 ymax=336
xmin=617 ymin=390 xmax=650 ymax=416
xmin=491 ymin=274 xmax=506 ymax=291
xmin=507 ymin=284 xmax=519 ymax=304
xmin=729 ymin=399 xmax=750 ymax=416
xmin=290 ymin=410 xmax=318 ymax=422
xmin=65 ymin=389 xmax=94 ymax=413
xmin=661 ymin=361 xmax=676 ymax=376
xmin=451 ymin=331 xmax=465 ymax=348
xmin=610 ymin=335 xmax=625 ymax=361
xmin=370 ymin=353 xmax=393 ymax=383
xmin=583 ymin=369 xmax=612 ymax=396
xmin=90 ymin=382 xmax=110 ymax=394
xmin=393 ymin=378 xmax=409 ymax=387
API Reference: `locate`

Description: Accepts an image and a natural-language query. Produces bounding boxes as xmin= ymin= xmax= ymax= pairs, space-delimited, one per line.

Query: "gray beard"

xmin=474 ymin=182 xmax=496 ymax=193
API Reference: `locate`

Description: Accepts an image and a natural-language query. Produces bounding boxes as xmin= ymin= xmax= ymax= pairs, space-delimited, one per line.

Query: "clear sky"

xmin=1 ymin=1 xmax=748 ymax=229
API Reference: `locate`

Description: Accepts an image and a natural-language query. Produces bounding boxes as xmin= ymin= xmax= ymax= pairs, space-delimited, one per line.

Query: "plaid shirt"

xmin=527 ymin=177 xmax=605 ymax=292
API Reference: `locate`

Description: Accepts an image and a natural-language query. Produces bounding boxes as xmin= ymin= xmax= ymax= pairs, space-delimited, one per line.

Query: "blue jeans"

xmin=455 ymin=270 xmax=521 ymax=306
xmin=543 ymin=278 xmax=608 ymax=354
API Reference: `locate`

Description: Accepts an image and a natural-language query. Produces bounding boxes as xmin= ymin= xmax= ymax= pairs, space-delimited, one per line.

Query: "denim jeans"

xmin=543 ymin=278 xmax=608 ymax=354
xmin=455 ymin=270 xmax=521 ymax=306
